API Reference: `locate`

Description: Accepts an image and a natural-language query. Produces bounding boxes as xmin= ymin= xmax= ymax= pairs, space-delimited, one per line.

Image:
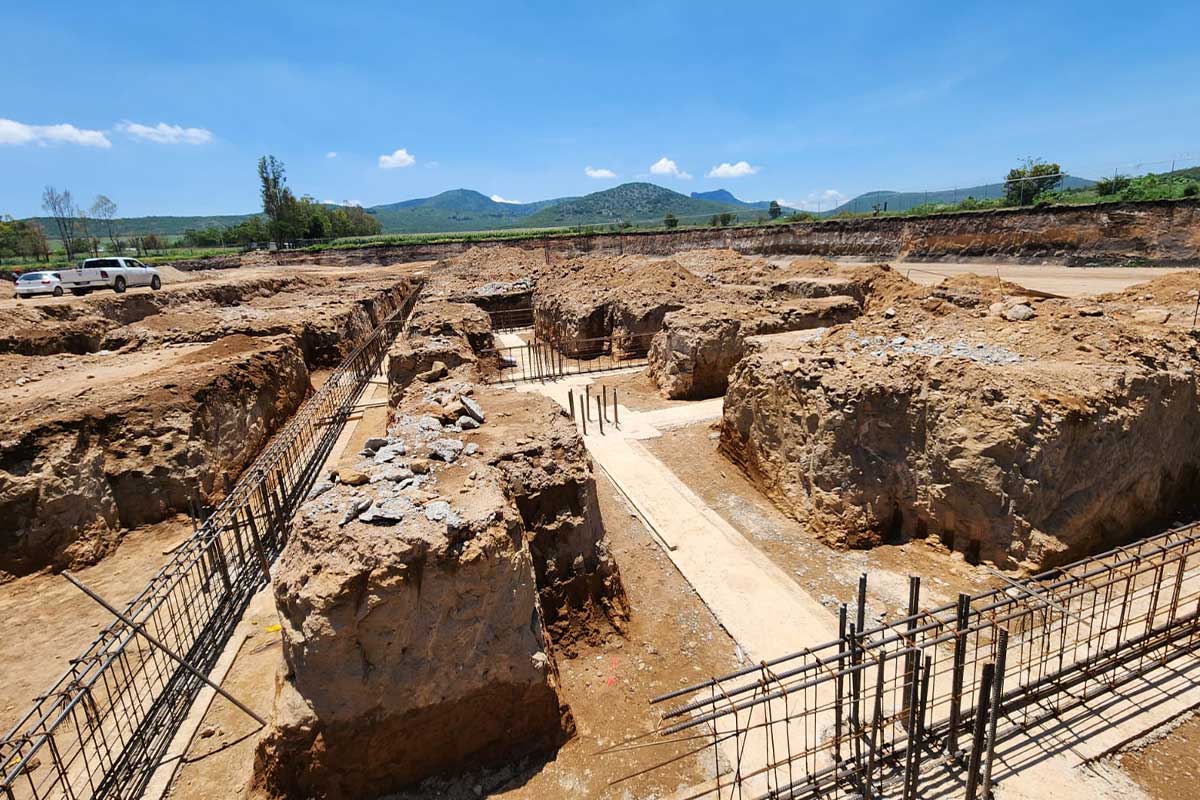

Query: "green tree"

xmin=663 ymin=212 xmax=678 ymax=229
xmin=1004 ymin=158 xmax=1063 ymax=205
xmin=258 ymin=155 xmax=301 ymax=246
xmin=768 ymin=200 xmax=782 ymax=220
xmin=719 ymin=212 xmax=735 ymax=226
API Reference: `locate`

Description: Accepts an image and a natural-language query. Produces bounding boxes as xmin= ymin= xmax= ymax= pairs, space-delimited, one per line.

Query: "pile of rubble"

xmin=721 ymin=272 xmax=1200 ymax=570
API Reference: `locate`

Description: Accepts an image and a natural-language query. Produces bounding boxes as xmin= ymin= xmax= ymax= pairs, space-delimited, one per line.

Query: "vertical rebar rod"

xmin=597 ymin=396 xmax=605 ymax=435
xmin=907 ymin=654 xmax=933 ymax=800
xmin=865 ymin=652 xmax=887 ymax=798
xmin=602 ymin=385 xmax=609 ymax=421
xmin=584 ymin=385 xmax=591 ymax=421
xmin=613 ymin=388 xmax=619 ymax=427
xmin=903 ymin=576 xmax=920 ymax=720
xmin=949 ymin=592 xmax=971 ymax=757
xmin=835 ymin=604 xmax=847 ymax=765
xmin=856 ymin=574 xmax=868 ymax=634
xmin=568 ymin=391 xmax=575 ymax=423
xmin=964 ymin=662 xmax=995 ymax=800
xmin=581 ymin=394 xmax=588 ymax=436
xmin=902 ymin=654 xmax=923 ymax=800
xmin=982 ymin=629 xmax=1009 ymax=799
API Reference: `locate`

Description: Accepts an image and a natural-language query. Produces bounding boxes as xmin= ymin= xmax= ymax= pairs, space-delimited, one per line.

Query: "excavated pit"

xmin=720 ymin=271 xmax=1200 ymax=570
xmin=0 ymin=268 xmax=423 ymax=579
xmin=534 ymin=255 xmax=710 ymax=356
xmin=255 ymin=278 xmax=626 ymax=797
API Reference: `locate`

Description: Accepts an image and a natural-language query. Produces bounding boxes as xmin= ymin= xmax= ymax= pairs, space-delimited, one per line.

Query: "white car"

xmin=60 ymin=257 xmax=162 ymax=295
xmin=14 ymin=271 xmax=65 ymax=298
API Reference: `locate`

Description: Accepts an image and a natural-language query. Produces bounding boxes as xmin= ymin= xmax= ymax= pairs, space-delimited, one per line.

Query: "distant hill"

xmin=521 ymin=182 xmax=748 ymax=227
xmin=366 ymin=189 xmax=570 ymax=233
xmin=23 ymin=213 xmax=256 ymax=240
xmin=691 ymin=189 xmax=789 ymax=212
xmin=825 ymin=175 xmax=1096 ymax=216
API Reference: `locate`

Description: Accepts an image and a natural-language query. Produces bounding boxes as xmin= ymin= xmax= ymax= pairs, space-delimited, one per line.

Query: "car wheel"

xmin=151 ymin=275 xmax=161 ymax=290
xmin=114 ymin=276 xmax=127 ymax=293
xmin=53 ymin=286 xmax=64 ymax=297
xmin=71 ymin=288 xmax=88 ymax=296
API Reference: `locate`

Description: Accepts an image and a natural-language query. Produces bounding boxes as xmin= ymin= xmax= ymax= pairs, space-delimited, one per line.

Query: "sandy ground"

xmin=0 ymin=517 xmax=193 ymax=734
xmin=827 ymin=259 xmax=1192 ymax=299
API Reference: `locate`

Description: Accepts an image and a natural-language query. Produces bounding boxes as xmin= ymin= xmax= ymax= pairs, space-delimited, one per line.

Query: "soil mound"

xmin=721 ymin=293 xmax=1200 ymax=570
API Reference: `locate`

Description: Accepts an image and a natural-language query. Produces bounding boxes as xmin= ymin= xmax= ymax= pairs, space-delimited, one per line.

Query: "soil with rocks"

xmin=254 ymin=309 xmax=628 ymax=797
xmin=534 ymin=255 xmax=710 ymax=356
xmin=720 ymin=271 xmax=1200 ymax=570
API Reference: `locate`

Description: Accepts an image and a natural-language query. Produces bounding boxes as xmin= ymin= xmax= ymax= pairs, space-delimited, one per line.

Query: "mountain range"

xmin=19 ymin=184 xmax=788 ymax=240
xmin=18 ymin=177 xmax=1104 ymax=240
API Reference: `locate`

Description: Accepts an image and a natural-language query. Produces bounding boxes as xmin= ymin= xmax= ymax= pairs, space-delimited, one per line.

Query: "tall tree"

xmin=1004 ymin=158 xmax=1063 ymax=205
xmin=42 ymin=186 xmax=78 ymax=260
xmin=91 ymin=195 xmax=121 ymax=254
xmin=768 ymin=200 xmax=782 ymax=220
xmin=258 ymin=155 xmax=299 ymax=246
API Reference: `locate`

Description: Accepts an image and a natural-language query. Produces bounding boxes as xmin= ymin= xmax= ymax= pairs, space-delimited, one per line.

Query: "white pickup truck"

xmin=61 ymin=257 xmax=162 ymax=296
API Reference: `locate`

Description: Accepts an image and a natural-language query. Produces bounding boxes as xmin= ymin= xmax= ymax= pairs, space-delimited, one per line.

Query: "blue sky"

xmin=2 ymin=1 xmax=1197 ymax=217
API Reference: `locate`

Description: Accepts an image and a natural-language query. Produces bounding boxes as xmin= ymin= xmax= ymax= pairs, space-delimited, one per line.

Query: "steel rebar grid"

xmin=481 ymin=331 xmax=657 ymax=385
xmin=612 ymin=520 xmax=1200 ymax=799
xmin=0 ymin=284 xmax=424 ymax=800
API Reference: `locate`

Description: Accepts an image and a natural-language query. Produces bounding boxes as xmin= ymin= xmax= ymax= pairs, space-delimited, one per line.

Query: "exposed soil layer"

xmin=0 ymin=336 xmax=310 ymax=579
xmin=647 ymin=296 xmax=860 ymax=399
xmin=720 ymin=272 xmax=1200 ymax=570
xmin=0 ymin=265 xmax=423 ymax=579
xmin=424 ymin=245 xmax=544 ymax=314
xmin=534 ymin=255 xmax=710 ymax=355
xmin=386 ymin=300 xmax=498 ymax=405
xmin=255 ymin=320 xmax=627 ymax=796
xmin=249 ymin=199 xmax=1200 ymax=269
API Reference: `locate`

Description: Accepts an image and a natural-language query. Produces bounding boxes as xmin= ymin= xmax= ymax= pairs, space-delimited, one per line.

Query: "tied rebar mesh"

xmin=622 ymin=521 xmax=1200 ymax=800
xmin=0 ymin=284 xmax=423 ymax=800
xmin=482 ymin=331 xmax=656 ymax=384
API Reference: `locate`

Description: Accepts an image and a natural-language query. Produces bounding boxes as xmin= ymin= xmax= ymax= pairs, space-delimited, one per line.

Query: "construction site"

xmin=3 ymin=216 xmax=1200 ymax=800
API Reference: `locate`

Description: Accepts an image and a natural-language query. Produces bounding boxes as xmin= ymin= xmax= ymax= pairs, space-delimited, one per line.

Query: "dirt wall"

xmin=244 ymin=199 xmax=1200 ymax=269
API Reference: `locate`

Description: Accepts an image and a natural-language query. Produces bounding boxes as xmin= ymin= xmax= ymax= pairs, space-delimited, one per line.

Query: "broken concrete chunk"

xmin=339 ymin=498 xmax=372 ymax=526
xmin=422 ymin=500 xmax=462 ymax=527
xmin=362 ymin=437 xmax=389 ymax=453
xmin=307 ymin=480 xmax=334 ymax=500
xmin=464 ymin=443 xmax=480 ymax=456
xmin=371 ymin=465 xmax=415 ymax=484
xmin=1003 ymin=303 xmax=1035 ymax=321
xmin=461 ymin=396 xmax=486 ymax=423
xmin=458 ymin=416 xmax=480 ymax=430
xmin=373 ymin=442 xmax=407 ymax=464
xmin=428 ymin=438 xmax=465 ymax=462
xmin=358 ymin=499 xmax=407 ymax=525
xmin=418 ymin=415 xmax=443 ymax=432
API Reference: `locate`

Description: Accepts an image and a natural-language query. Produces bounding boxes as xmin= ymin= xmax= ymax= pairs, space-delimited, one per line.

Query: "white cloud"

xmin=0 ymin=118 xmax=111 ymax=148
xmin=706 ymin=160 xmax=759 ymax=178
xmin=379 ymin=148 xmax=416 ymax=169
xmin=777 ymin=189 xmax=849 ymax=212
xmin=325 ymin=151 xmax=338 ymax=159
xmin=322 ymin=198 xmax=363 ymax=207
xmin=585 ymin=166 xmax=617 ymax=179
xmin=116 ymin=121 xmax=213 ymax=145
xmin=649 ymin=157 xmax=691 ymax=180
xmin=490 ymin=194 xmax=522 ymax=204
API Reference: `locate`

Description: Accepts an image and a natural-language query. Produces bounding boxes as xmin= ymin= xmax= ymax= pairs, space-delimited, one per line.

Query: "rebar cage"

xmin=482 ymin=331 xmax=656 ymax=384
xmin=0 ymin=285 xmax=423 ymax=800
xmin=628 ymin=522 xmax=1200 ymax=800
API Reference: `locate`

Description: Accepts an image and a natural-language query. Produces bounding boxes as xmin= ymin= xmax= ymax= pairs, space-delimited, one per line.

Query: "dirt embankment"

xmin=234 ymin=199 xmax=1200 ymax=269
xmin=720 ymin=271 xmax=1200 ymax=570
xmin=255 ymin=322 xmax=626 ymax=796
xmin=534 ymin=255 xmax=710 ymax=355
xmin=0 ymin=272 xmax=419 ymax=366
xmin=0 ymin=336 xmax=310 ymax=579
xmin=0 ymin=267 xmax=424 ymax=580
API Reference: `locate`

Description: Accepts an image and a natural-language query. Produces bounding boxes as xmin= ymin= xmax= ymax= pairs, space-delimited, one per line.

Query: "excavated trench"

xmin=253 ymin=280 xmax=627 ymax=799
xmin=0 ymin=273 xmax=422 ymax=580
